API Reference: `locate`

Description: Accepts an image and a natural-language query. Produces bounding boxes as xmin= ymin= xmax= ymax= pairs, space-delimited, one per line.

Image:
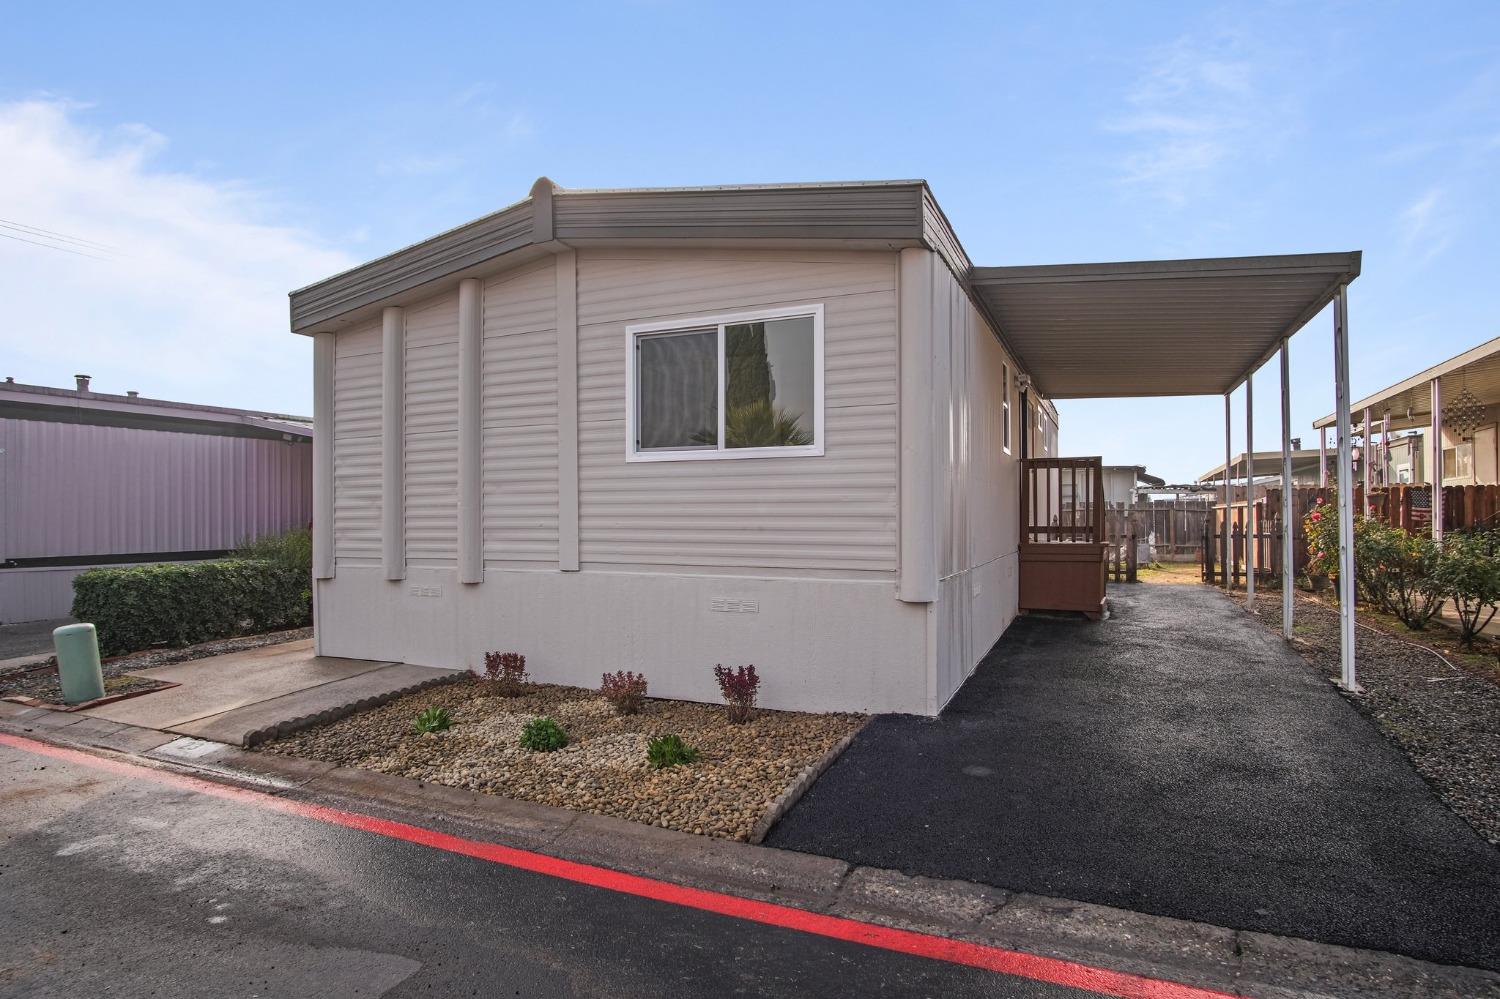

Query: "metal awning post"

xmin=1333 ymin=285 xmax=1359 ymax=692
xmin=1246 ymin=371 xmax=1256 ymax=606
xmin=1431 ymin=378 xmax=1444 ymax=541
xmin=1280 ymin=341 xmax=1294 ymax=639
xmin=1223 ymin=393 xmax=1232 ymax=591
xmin=1362 ymin=406 xmax=1373 ymax=504
xmin=1319 ymin=427 xmax=1328 ymax=488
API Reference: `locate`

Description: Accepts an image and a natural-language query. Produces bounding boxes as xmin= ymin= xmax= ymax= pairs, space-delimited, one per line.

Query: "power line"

xmin=0 ymin=230 xmax=109 ymax=260
xmin=0 ymin=218 xmax=116 ymax=253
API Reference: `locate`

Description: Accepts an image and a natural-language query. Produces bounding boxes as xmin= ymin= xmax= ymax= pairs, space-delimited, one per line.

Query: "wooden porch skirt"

xmin=1019 ymin=542 xmax=1109 ymax=619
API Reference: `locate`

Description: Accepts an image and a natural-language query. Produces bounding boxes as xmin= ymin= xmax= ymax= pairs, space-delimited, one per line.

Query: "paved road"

xmin=0 ymin=618 xmax=68 ymax=661
xmin=0 ymin=742 xmax=1113 ymax=999
xmin=769 ymin=583 xmax=1500 ymax=971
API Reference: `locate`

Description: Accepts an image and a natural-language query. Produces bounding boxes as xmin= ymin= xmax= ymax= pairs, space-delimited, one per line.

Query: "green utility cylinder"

xmin=53 ymin=623 xmax=106 ymax=705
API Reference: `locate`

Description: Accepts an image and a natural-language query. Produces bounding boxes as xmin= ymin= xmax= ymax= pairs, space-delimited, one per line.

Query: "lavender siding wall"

xmin=0 ymin=417 xmax=312 ymax=622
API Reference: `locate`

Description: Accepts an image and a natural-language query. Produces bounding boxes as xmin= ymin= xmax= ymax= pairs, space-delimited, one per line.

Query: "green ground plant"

xmin=520 ymin=716 xmax=568 ymax=752
xmin=412 ymin=706 xmax=453 ymax=734
xmin=646 ymin=733 xmax=701 ymax=769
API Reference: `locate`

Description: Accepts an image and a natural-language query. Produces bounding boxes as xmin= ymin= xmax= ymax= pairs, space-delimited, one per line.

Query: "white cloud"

xmin=1397 ymin=186 xmax=1454 ymax=264
xmin=1107 ymin=32 xmax=1282 ymax=207
xmin=0 ymin=99 xmax=354 ymax=415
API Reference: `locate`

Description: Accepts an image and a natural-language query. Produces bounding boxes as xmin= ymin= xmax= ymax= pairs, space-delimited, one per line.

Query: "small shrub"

xmin=482 ymin=651 xmax=530 ymax=696
xmin=600 ymin=670 xmax=648 ymax=715
xmin=412 ymin=706 xmax=453 ymax=734
xmin=646 ymin=733 xmax=700 ymax=769
xmin=71 ymin=558 xmax=311 ymax=657
xmin=1433 ymin=530 xmax=1500 ymax=647
xmin=713 ymin=663 xmax=760 ymax=724
xmin=519 ymin=716 xmax=568 ymax=752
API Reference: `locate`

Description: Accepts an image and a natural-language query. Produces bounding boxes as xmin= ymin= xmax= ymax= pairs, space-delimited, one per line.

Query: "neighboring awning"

xmin=970 ymin=253 xmax=1362 ymax=399
xmin=1312 ymin=335 xmax=1500 ymax=433
xmin=1197 ymin=450 xmax=1325 ymax=484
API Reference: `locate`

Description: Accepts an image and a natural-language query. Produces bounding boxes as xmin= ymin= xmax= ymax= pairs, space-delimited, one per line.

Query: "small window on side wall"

xmin=1002 ymin=363 xmax=1012 ymax=454
xmin=627 ymin=306 xmax=824 ymax=461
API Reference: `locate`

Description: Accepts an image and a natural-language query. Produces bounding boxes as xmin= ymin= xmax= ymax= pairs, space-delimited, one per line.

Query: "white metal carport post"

xmin=1333 ymin=285 xmax=1359 ymax=691
xmin=1431 ymin=378 xmax=1444 ymax=542
xmin=1280 ymin=341 xmax=1294 ymax=639
xmin=1223 ymin=394 xmax=1232 ymax=591
xmin=1246 ymin=373 xmax=1255 ymax=607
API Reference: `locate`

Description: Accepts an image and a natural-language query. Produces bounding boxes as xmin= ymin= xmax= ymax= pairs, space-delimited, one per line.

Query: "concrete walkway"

xmin=82 ymin=639 xmax=462 ymax=746
xmin=768 ymin=583 xmax=1500 ymax=972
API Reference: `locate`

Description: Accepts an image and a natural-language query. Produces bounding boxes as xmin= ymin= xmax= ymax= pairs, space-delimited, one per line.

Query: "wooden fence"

xmin=1202 ymin=483 xmax=1500 ymax=585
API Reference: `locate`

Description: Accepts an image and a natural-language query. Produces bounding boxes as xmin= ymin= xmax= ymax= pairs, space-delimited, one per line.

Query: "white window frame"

xmin=1001 ymin=363 xmax=1012 ymax=455
xmin=625 ymin=304 xmax=825 ymax=463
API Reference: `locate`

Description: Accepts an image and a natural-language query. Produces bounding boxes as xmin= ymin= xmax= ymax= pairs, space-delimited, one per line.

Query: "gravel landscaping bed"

xmin=1248 ymin=589 xmax=1500 ymax=846
xmin=0 ymin=626 xmax=312 ymax=706
xmin=261 ymin=678 xmax=863 ymax=842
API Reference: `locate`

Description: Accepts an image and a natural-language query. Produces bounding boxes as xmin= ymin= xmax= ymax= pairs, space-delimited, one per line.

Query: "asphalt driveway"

xmin=767 ymin=583 xmax=1500 ymax=971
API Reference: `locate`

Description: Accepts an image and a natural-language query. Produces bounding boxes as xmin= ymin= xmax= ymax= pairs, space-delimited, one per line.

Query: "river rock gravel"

xmin=262 ymin=678 xmax=863 ymax=841
xmin=1250 ymin=590 xmax=1500 ymax=846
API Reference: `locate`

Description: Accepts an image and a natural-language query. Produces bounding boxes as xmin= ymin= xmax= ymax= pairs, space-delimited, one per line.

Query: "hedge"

xmin=71 ymin=559 xmax=311 ymax=657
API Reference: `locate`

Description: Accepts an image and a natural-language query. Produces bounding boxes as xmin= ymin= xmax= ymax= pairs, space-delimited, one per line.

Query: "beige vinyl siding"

xmin=404 ymin=291 xmax=459 ymax=562
xmin=576 ymin=248 xmax=898 ymax=571
xmin=332 ymin=318 xmax=382 ymax=561
xmin=481 ymin=259 xmax=559 ymax=562
xmin=930 ymin=257 xmax=1022 ymax=706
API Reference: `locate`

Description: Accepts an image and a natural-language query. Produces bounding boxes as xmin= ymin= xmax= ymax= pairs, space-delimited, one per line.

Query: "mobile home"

xmin=294 ymin=178 xmax=1359 ymax=714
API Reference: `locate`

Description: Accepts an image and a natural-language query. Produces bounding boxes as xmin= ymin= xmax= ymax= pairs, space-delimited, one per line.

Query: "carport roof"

xmin=1311 ymin=335 xmax=1500 ymax=432
xmin=970 ymin=252 xmax=1362 ymax=399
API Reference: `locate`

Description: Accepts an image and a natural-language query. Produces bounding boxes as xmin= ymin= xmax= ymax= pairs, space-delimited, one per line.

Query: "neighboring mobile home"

xmin=0 ymin=377 xmax=313 ymax=623
xmin=293 ymin=178 xmax=1359 ymax=715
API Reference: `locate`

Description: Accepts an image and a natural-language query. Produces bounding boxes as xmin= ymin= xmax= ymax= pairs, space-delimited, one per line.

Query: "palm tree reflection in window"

xmin=704 ymin=317 xmax=814 ymax=448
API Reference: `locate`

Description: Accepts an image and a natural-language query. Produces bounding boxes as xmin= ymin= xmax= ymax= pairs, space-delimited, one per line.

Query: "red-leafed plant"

xmin=483 ymin=651 xmax=530 ymax=696
xmin=600 ymin=670 xmax=648 ymax=715
xmin=712 ymin=663 xmax=760 ymax=723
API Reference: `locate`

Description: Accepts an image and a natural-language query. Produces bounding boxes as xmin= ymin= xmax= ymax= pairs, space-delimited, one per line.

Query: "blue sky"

xmin=2 ymin=1 xmax=1496 ymax=481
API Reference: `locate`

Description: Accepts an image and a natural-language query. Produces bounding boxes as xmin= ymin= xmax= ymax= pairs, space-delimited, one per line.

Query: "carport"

xmin=968 ymin=251 xmax=1363 ymax=688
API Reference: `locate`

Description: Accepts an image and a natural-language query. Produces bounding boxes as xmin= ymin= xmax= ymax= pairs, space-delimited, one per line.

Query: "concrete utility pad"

xmin=80 ymin=639 xmax=461 ymax=746
xmin=768 ymin=583 xmax=1500 ymax=972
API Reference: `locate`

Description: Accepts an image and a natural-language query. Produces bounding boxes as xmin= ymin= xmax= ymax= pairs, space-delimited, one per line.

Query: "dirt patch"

xmin=1134 ymin=562 xmax=1203 ymax=585
xmin=261 ymin=678 xmax=863 ymax=842
xmin=1250 ymin=589 xmax=1500 ymax=846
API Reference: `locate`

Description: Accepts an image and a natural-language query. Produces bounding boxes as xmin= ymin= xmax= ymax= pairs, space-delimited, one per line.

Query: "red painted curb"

xmin=0 ymin=731 xmax=1242 ymax=999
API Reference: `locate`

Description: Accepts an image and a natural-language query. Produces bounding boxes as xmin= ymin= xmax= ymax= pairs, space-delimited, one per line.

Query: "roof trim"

xmin=0 ymin=382 xmax=312 ymax=440
xmin=290 ymin=178 xmax=944 ymax=335
xmin=1312 ymin=335 xmax=1500 ymax=430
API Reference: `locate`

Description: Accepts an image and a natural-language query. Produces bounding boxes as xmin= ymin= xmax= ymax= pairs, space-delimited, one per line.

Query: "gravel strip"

xmin=261 ymin=678 xmax=863 ymax=842
xmin=0 ymin=627 xmax=312 ymax=705
xmin=1249 ymin=590 xmax=1500 ymax=846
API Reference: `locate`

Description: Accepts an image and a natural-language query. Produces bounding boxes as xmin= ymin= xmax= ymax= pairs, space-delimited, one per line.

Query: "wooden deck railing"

xmin=1020 ymin=457 xmax=1105 ymax=544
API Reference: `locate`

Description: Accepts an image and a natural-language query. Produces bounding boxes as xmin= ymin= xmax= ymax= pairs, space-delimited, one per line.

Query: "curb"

xmin=748 ymin=718 xmax=865 ymax=844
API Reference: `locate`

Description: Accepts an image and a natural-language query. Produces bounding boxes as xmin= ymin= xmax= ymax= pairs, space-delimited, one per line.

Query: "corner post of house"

xmin=1279 ymin=340 xmax=1293 ymax=639
xmin=555 ymin=249 xmax=580 ymax=572
xmin=1431 ymin=378 xmax=1444 ymax=541
xmin=898 ymin=248 xmax=937 ymax=605
xmin=1245 ymin=371 xmax=1256 ymax=606
xmin=312 ymin=332 xmax=336 ymax=583
xmin=381 ymin=305 xmax=406 ymax=582
xmin=1333 ymin=285 xmax=1359 ymax=691
xmin=1222 ymin=392 xmax=1232 ymax=591
xmin=457 ymin=279 xmax=483 ymax=584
